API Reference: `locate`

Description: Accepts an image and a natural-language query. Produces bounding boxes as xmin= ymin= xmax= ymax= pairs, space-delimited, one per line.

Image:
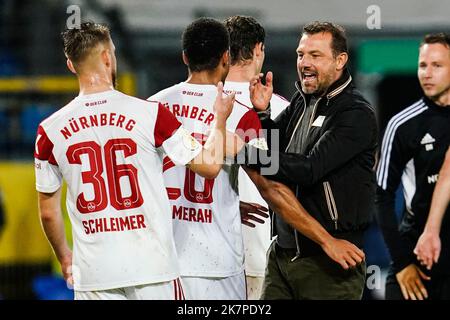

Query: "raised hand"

xmin=214 ymin=81 xmax=235 ymax=120
xmin=250 ymin=71 xmax=273 ymax=111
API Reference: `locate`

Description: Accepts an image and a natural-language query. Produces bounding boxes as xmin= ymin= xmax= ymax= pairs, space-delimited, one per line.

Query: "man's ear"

xmin=66 ymin=59 xmax=77 ymax=74
xmin=336 ymin=52 xmax=348 ymax=71
xmin=101 ymin=48 xmax=112 ymax=68
xmin=222 ymin=50 xmax=230 ymax=67
xmin=182 ymin=51 xmax=189 ymax=66
xmin=254 ymin=42 xmax=264 ymax=58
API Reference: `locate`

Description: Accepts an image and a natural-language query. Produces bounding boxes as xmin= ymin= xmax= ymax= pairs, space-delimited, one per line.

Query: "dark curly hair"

xmin=182 ymin=17 xmax=230 ymax=72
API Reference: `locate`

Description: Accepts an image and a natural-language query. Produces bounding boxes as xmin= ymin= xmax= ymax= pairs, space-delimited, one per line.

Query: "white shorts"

xmin=75 ymin=278 xmax=185 ymax=300
xmin=181 ymin=271 xmax=246 ymax=300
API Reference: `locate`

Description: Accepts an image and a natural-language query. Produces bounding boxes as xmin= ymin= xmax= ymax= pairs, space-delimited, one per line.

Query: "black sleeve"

xmin=247 ymin=106 xmax=377 ymax=186
xmin=374 ymin=120 xmax=416 ymax=273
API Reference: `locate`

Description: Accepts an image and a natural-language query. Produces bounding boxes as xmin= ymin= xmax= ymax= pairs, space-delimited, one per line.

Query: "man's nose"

xmin=299 ymin=56 xmax=312 ymax=69
xmin=424 ymin=67 xmax=433 ymax=78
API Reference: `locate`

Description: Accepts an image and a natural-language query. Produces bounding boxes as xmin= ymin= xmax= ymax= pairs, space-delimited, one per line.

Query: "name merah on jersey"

xmin=60 ymin=112 xmax=136 ymax=140
xmin=172 ymin=205 xmax=212 ymax=223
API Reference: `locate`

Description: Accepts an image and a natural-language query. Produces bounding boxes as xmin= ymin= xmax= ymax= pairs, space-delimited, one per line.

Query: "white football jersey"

xmin=224 ymin=81 xmax=289 ymax=277
xmin=149 ymin=82 xmax=264 ymax=277
xmin=34 ymin=89 xmax=202 ymax=291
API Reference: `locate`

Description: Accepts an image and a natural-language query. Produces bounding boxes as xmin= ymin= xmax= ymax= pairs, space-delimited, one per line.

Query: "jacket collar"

xmin=422 ymin=95 xmax=450 ymax=113
xmin=295 ymin=68 xmax=352 ymax=101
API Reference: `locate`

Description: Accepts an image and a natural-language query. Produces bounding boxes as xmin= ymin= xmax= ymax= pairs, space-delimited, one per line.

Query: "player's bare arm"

xmin=415 ymin=146 xmax=450 ymax=269
xmin=38 ymin=188 xmax=73 ymax=285
xmin=243 ymin=166 xmax=365 ymax=270
xmin=187 ymin=82 xmax=236 ymax=179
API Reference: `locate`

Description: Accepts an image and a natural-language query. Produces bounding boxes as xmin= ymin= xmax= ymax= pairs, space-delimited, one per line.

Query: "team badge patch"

xmin=248 ymin=137 xmax=268 ymax=150
xmin=180 ymin=128 xmax=201 ymax=151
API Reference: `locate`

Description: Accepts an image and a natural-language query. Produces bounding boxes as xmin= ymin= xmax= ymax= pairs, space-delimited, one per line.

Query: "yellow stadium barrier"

xmin=0 ymin=162 xmax=72 ymax=269
xmin=0 ymin=73 xmax=136 ymax=95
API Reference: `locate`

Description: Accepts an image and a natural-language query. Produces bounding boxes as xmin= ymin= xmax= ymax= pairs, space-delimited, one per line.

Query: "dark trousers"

xmin=261 ymin=241 xmax=366 ymax=300
xmin=385 ymin=266 xmax=450 ymax=300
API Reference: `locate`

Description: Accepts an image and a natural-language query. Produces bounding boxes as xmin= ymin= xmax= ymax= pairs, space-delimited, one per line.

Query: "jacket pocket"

xmin=323 ymin=181 xmax=339 ymax=230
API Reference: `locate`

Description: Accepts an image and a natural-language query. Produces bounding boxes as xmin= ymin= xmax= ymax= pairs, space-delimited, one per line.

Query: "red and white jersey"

xmin=34 ymin=89 xmax=202 ymax=291
xmin=149 ymin=82 xmax=264 ymax=277
xmin=224 ymin=81 xmax=289 ymax=277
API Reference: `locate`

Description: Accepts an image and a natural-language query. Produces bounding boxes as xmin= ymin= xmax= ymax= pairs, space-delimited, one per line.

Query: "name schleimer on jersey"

xmin=82 ymin=214 xmax=147 ymax=235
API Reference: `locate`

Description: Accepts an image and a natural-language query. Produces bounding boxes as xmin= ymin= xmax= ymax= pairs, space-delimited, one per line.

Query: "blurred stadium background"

xmin=0 ymin=0 xmax=448 ymax=300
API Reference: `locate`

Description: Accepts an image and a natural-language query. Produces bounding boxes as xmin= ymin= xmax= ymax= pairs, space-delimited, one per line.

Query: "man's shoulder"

xmin=39 ymin=99 xmax=78 ymax=129
xmin=230 ymin=99 xmax=258 ymax=125
xmin=148 ymin=83 xmax=182 ymax=102
xmin=386 ymin=99 xmax=429 ymax=132
xmin=339 ymin=86 xmax=374 ymax=112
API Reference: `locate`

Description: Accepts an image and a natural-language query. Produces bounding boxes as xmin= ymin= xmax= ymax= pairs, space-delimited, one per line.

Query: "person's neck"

xmin=78 ymin=72 xmax=114 ymax=96
xmin=226 ymin=62 xmax=257 ymax=82
xmin=430 ymin=89 xmax=450 ymax=107
xmin=186 ymin=70 xmax=221 ymax=85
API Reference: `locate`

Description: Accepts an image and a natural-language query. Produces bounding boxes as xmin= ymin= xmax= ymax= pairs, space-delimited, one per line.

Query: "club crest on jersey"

xmin=124 ymin=199 xmax=132 ymax=208
xmin=420 ymin=133 xmax=435 ymax=151
xmin=87 ymin=202 xmax=96 ymax=212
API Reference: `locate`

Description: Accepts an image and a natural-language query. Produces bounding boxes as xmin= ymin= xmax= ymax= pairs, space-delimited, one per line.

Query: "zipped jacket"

xmin=250 ymin=69 xmax=378 ymax=256
xmin=375 ymin=97 xmax=450 ymax=275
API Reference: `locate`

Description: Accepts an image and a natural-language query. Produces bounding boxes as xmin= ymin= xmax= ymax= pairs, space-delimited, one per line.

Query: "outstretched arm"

xmin=187 ymin=82 xmax=236 ymax=179
xmin=415 ymin=147 xmax=450 ymax=270
xmin=243 ymin=166 xmax=364 ymax=269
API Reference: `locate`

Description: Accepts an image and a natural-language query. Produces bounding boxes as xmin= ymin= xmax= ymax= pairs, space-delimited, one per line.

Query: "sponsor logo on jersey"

xmin=84 ymin=99 xmax=107 ymax=107
xmin=421 ymin=133 xmax=435 ymax=151
xmin=224 ymin=89 xmax=242 ymax=95
xmin=421 ymin=133 xmax=435 ymax=144
xmin=182 ymin=90 xmax=203 ymax=97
